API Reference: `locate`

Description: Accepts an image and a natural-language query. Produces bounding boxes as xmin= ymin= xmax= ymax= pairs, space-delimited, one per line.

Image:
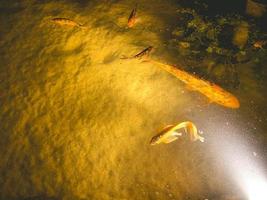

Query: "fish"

xmin=127 ymin=4 xmax=137 ymax=28
xmin=150 ymin=121 xmax=204 ymax=145
xmin=150 ymin=125 xmax=182 ymax=145
xmin=121 ymin=46 xmax=153 ymax=60
xmin=51 ymin=17 xmax=86 ymax=29
xmin=149 ymin=60 xmax=240 ymax=109
xmin=253 ymin=40 xmax=266 ymax=49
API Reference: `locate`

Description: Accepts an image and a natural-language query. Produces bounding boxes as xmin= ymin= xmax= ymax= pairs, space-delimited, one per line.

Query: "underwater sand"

xmin=0 ymin=0 xmax=267 ymax=199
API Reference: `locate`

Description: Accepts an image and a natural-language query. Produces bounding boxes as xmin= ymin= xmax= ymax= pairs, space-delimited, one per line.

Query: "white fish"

xmin=150 ymin=121 xmax=204 ymax=145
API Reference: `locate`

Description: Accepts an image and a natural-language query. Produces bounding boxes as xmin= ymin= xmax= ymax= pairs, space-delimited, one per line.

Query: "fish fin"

xmin=186 ymin=85 xmax=195 ymax=91
xmin=183 ymin=122 xmax=204 ymax=142
xmin=190 ymin=132 xmax=205 ymax=142
xmin=163 ymin=136 xmax=178 ymax=144
xmin=198 ymin=136 xmax=205 ymax=142
xmin=159 ymin=124 xmax=175 ymax=132
xmin=172 ymin=131 xmax=182 ymax=136
xmin=208 ymin=99 xmax=213 ymax=104
xmin=160 ymin=125 xmax=174 ymax=134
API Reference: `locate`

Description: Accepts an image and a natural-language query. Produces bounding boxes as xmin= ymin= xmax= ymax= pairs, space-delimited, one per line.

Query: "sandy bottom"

xmin=0 ymin=0 xmax=267 ymax=200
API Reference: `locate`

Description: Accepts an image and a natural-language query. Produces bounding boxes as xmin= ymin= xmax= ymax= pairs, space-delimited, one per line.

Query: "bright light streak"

xmin=241 ymin=172 xmax=267 ymax=200
xmin=207 ymin=121 xmax=267 ymax=200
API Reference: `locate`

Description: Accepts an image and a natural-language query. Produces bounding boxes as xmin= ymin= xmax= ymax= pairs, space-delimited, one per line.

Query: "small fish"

xmin=121 ymin=46 xmax=153 ymax=60
xmin=127 ymin=4 xmax=137 ymax=28
xmin=150 ymin=121 xmax=204 ymax=145
xmin=51 ymin=17 xmax=86 ymax=29
xmin=253 ymin=40 xmax=266 ymax=49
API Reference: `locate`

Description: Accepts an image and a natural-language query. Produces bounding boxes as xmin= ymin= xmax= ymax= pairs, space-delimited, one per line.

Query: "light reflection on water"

xmin=0 ymin=0 xmax=267 ymax=200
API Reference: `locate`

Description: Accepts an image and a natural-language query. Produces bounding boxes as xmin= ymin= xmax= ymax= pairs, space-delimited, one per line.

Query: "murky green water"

xmin=0 ymin=0 xmax=266 ymax=200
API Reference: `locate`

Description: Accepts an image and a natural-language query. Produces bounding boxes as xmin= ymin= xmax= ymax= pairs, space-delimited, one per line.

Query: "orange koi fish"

xmin=150 ymin=121 xmax=204 ymax=145
xmin=127 ymin=4 xmax=137 ymax=28
xmin=149 ymin=60 xmax=240 ymax=109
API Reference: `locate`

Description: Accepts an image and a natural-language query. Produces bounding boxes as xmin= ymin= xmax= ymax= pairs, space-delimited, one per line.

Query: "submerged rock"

xmin=171 ymin=28 xmax=184 ymax=38
xmin=246 ymin=0 xmax=267 ymax=17
xmin=179 ymin=41 xmax=190 ymax=48
xmin=212 ymin=63 xmax=226 ymax=78
xmin=232 ymin=21 xmax=249 ymax=49
xmin=235 ymin=51 xmax=250 ymax=63
xmin=218 ymin=24 xmax=235 ymax=49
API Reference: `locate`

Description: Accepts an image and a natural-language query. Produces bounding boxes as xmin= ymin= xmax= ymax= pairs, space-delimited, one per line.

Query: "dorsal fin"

xmin=159 ymin=124 xmax=175 ymax=133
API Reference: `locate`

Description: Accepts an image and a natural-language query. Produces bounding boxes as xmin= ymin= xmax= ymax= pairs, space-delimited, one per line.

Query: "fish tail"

xmin=186 ymin=122 xmax=200 ymax=142
xmin=198 ymin=135 xmax=205 ymax=142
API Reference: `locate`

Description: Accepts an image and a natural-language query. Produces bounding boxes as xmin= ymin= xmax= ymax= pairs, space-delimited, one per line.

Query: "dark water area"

xmin=179 ymin=0 xmax=246 ymax=15
xmin=179 ymin=0 xmax=267 ymax=33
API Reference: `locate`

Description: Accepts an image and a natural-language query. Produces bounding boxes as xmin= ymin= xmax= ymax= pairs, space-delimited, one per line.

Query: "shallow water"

xmin=0 ymin=0 xmax=267 ymax=200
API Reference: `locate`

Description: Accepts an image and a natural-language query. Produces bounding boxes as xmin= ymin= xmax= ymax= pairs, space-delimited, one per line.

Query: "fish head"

xmin=223 ymin=96 xmax=240 ymax=109
xmin=127 ymin=20 xmax=135 ymax=28
xmin=150 ymin=134 xmax=162 ymax=145
xmin=147 ymin=46 xmax=153 ymax=52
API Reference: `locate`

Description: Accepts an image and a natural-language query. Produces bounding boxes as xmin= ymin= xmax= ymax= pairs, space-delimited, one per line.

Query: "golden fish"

xmin=51 ymin=17 xmax=86 ymax=29
xmin=149 ymin=60 xmax=240 ymax=109
xmin=150 ymin=121 xmax=204 ymax=145
xmin=127 ymin=5 xmax=137 ymax=28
